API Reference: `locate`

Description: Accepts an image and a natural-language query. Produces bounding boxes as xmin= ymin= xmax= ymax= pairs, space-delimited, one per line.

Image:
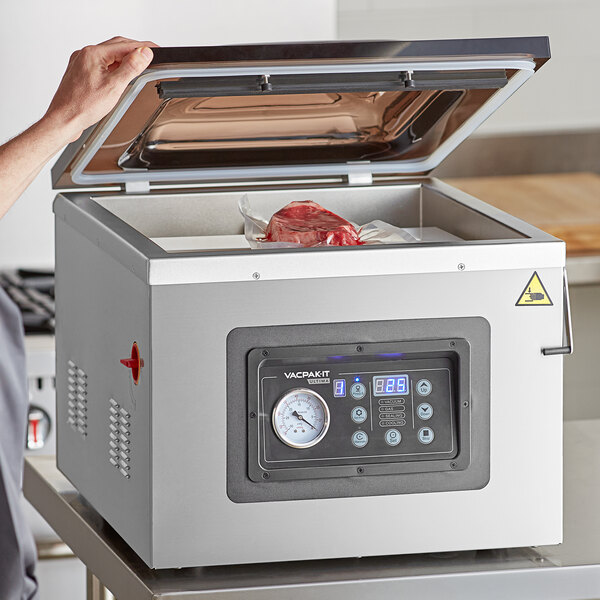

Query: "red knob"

xmin=120 ymin=342 xmax=143 ymax=384
xmin=120 ymin=358 xmax=138 ymax=369
xmin=27 ymin=407 xmax=51 ymax=450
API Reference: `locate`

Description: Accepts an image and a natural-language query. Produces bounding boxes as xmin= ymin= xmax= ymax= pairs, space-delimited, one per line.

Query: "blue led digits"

xmin=333 ymin=379 xmax=346 ymax=398
xmin=373 ymin=374 xmax=409 ymax=396
xmin=396 ymin=376 xmax=408 ymax=394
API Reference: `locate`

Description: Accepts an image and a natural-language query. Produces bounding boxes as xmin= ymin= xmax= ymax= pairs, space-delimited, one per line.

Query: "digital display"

xmin=373 ymin=374 xmax=409 ymax=396
xmin=333 ymin=379 xmax=346 ymax=398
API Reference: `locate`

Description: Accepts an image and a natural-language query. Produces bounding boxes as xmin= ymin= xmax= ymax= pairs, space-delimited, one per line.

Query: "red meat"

xmin=263 ymin=201 xmax=362 ymax=247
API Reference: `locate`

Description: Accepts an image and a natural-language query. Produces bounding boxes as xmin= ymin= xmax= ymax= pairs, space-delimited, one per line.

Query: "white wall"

xmin=0 ymin=0 xmax=337 ymax=268
xmin=338 ymin=0 xmax=600 ymax=136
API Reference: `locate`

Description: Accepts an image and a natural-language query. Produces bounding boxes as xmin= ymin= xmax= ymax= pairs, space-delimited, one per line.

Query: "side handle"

xmin=542 ymin=268 xmax=573 ymax=356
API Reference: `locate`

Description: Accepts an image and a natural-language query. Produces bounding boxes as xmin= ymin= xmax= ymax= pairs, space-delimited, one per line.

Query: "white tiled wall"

xmin=338 ymin=0 xmax=600 ymax=136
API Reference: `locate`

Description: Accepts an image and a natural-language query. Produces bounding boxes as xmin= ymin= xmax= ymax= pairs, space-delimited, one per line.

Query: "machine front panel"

xmin=227 ymin=317 xmax=489 ymax=503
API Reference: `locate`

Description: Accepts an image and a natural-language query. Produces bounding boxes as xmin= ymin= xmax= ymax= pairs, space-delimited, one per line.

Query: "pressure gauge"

xmin=272 ymin=388 xmax=330 ymax=449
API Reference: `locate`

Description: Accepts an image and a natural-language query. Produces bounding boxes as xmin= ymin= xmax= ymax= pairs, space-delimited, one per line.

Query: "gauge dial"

xmin=272 ymin=388 xmax=330 ymax=449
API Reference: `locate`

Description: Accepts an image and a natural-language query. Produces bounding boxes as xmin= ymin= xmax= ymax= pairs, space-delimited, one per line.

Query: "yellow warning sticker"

xmin=516 ymin=271 xmax=553 ymax=306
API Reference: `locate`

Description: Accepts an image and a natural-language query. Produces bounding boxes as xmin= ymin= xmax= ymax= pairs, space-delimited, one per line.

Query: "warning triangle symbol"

xmin=516 ymin=271 xmax=553 ymax=306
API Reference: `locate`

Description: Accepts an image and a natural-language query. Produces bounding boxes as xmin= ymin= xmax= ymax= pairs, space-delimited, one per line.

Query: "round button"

xmin=350 ymin=382 xmax=366 ymax=400
xmin=351 ymin=430 xmax=369 ymax=448
xmin=417 ymin=403 xmax=433 ymax=420
xmin=416 ymin=379 xmax=432 ymax=396
xmin=417 ymin=427 xmax=435 ymax=444
xmin=351 ymin=406 xmax=368 ymax=424
xmin=384 ymin=428 xmax=401 ymax=446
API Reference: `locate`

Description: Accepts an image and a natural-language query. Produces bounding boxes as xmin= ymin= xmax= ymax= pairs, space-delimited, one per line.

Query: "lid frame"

xmin=55 ymin=47 xmax=542 ymax=189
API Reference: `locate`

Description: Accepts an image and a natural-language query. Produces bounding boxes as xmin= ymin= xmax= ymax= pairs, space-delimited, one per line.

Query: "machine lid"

xmin=52 ymin=37 xmax=550 ymax=189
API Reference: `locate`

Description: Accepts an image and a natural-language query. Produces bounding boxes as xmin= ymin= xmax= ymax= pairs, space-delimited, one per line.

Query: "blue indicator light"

xmin=355 ymin=377 xmax=360 ymax=382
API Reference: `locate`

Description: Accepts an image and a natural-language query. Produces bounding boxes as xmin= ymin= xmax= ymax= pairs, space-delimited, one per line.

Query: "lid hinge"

xmin=124 ymin=180 xmax=150 ymax=194
xmin=346 ymin=162 xmax=373 ymax=186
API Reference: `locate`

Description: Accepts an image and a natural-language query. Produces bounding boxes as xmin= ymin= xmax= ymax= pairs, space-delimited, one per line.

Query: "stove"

xmin=1 ymin=269 xmax=57 ymax=538
xmin=0 ymin=269 xmax=55 ymax=335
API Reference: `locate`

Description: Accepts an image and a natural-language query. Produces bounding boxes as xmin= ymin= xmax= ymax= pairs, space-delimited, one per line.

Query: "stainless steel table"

xmin=24 ymin=420 xmax=600 ymax=600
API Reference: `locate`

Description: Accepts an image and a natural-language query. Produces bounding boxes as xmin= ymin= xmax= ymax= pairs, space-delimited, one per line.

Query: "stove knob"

xmin=27 ymin=406 xmax=51 ymax=450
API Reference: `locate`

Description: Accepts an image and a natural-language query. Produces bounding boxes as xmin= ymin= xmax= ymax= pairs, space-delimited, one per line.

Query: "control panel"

xmin=247 ymin=340 xmax=468 ymax=483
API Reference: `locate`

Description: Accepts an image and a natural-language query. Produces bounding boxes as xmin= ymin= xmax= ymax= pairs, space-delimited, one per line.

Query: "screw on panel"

xmin=252 ymin=272 xmax=260 ymax=280
xmin=357 ymin=467 xmax=365 ymax=474
xmin=262 ymin=350 xmax=269 ymax=357
xmin=463 ymin=401 xmax=469 ymax=408
xmin=449 ymin=341 xmax=456 ymax=348
xmin=262 ymin=472 xmax=270 ymax=479
xmin=356 ymin=345 xmax=364 ymax=352
xmin=457 ymin=263 xmax=465 ymax=271
xmin=450 ymin=462 xmax=457 ymax=469
xmin=249 ymin=412 xmax=257 ymax=419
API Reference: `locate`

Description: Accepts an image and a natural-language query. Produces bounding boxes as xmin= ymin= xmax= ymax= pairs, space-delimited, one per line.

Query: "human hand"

xmin=43 ymin=36 xmax=158 ymax=144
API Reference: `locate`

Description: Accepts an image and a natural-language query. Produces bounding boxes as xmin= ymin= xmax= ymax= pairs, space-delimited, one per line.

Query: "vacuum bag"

xmin=239 ymin=196 xmax=422 ymax=249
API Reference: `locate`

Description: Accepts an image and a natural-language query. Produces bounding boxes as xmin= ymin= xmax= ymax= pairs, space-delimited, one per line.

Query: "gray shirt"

xmin=0 ymin=287 xmax=38 ymax=599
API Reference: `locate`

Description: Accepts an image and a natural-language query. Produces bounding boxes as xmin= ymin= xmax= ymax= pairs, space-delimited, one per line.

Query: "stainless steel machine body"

xmin=52 ymin=38 xmax=568 ymax=569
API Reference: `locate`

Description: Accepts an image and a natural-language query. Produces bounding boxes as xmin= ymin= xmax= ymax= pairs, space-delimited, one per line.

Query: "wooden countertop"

xmin=446 ymin=172 xmax=600 ymax=256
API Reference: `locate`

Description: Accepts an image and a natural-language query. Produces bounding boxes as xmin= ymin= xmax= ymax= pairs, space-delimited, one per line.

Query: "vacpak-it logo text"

xmin=284 ymin=370 xmax=331 ymax=379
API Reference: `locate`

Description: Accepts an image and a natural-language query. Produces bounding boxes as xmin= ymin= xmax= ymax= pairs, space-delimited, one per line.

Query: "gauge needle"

xmin=292 ymin=410 xmax=316 ymax=430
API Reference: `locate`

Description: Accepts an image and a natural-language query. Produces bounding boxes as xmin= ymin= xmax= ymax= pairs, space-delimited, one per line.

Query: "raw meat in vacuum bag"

xmin=263 ymin=201 xmax=362 ymax=246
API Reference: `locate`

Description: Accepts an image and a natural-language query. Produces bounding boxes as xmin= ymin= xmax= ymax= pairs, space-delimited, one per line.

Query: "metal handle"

xmin=542 ymin=268 xmax=573 ymax=356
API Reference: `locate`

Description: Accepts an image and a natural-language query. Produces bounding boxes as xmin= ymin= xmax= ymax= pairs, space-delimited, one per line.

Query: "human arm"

xmin=0 ymin=36 xmax=157 ymax=219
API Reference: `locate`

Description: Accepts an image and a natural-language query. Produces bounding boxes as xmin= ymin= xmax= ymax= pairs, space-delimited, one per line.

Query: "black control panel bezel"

xmin=226 ymin=317 xmax=490 ymax=503
xmin=248 ymin=339 xmax=470 ymax=482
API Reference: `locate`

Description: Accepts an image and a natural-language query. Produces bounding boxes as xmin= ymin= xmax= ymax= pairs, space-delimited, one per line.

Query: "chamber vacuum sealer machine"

xmin=51 ymin=37 xmax=570 ymax=569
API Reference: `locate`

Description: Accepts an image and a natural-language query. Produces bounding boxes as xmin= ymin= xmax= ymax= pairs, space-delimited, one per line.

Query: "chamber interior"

xmin=93 ymin=182 xmax=526 ymax=253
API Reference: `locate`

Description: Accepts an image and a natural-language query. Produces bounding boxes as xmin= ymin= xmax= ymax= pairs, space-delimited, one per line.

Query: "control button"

xmin=417 ymin=403 xmax=433 ymax=420
xmin=384 ymin=429 xmax=401 ymax=446
xmin=350 ymin=382 xmax=366 ymax=400
xmin=418 ymin=427 xmax=435 ymax=444
xmin=379 ymin=419 xmax=406 ymax=427
xmin=378 ymin=398 xmax=405 ymax=406
xmin=379 ymin=410 xmax=405 ymax=418
xmin=351 ymin=406 xmax=368 ymax=424
xmin=379 ymin=405 xmax=406 ymax=412
xmin=351 ymin=431 xmax=369 ymax=448
xmin=416 ymin=379 xmax=432 ymax=396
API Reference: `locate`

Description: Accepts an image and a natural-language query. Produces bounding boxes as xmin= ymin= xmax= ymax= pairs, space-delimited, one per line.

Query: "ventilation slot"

xmin=67 ymin=360 xmax=87 ymax=438
xmin=108 ymin=398 xmax=131 ymax=479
